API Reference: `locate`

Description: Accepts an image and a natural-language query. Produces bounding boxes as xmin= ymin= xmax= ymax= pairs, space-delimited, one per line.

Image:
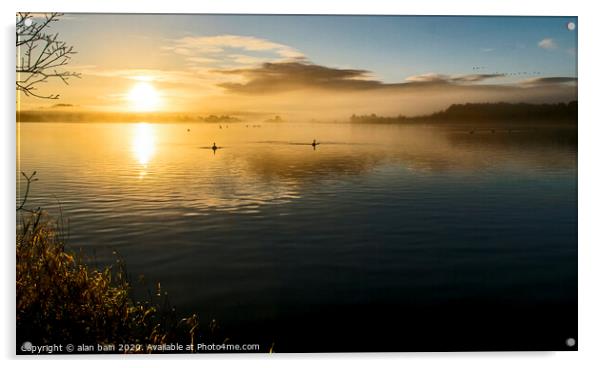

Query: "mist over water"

xmin=17 ymin=121 xmax=577 ymax=351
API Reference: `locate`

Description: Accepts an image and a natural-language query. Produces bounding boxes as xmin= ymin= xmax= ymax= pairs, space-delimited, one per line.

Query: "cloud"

xmin=406 ymin=73 xmax=503 ymax=83
xmin=207 ymin=61 xmax=577 ymax=118
xmin=404 ymin=73 xmax=449 ymax=83
xmin=217 ymin=62 xmax=510 ymax=94
xmin=186 ymin=56 xmax=219 ymax=64
xmin=165 ymin=35 xmax=305 ymax=66
xmin=451 ymin=74 xmax=504 ymax=82
xmin=75 ymin=66 xmax=222 ymax=86
xmin=217 ymin=62 xmax=384 ymax=93
xmin=228 ymin=54 xmax=269 ymax=65
xmin=63 ymin=47 xmax=576 ymax=118
xmin=519 ymin=77 xmax=577 ymax=86
xmin=538 ymin=38 xmax=557 ymax=50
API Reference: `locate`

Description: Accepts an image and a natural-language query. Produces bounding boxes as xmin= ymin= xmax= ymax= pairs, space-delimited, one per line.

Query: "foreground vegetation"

xmin=16 ymin=172 xmax=217 ymax=352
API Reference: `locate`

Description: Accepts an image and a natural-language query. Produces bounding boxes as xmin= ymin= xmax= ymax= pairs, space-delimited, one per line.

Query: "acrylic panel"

xmin=16 ymin=13 xmax=577 ymax=354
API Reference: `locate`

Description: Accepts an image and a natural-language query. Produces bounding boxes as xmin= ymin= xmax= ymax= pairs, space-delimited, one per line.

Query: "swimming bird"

xmin=311 ymin=139 xmax=320 ymax=149
xmin=212 ymin=142 xmax=218 ymax=151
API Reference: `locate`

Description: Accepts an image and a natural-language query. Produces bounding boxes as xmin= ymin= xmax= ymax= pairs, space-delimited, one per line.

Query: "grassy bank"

xmin=16 ymin=173 xmax=213 ymax=353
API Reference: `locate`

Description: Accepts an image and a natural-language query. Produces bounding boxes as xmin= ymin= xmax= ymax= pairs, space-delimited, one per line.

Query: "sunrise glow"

xmin=127 ymin=81 xmax=161 ymax=112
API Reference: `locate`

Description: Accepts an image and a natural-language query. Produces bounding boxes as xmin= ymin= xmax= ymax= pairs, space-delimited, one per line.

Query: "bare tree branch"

xmin=17 ymin=171 xmax=39 ymax=213
xmin=16 ymin=13 xmax=80 ymax=99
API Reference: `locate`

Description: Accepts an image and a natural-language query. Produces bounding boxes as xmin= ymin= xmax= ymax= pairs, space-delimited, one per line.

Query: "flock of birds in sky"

xmin=471 ymin=66 xmax=543 ymax=76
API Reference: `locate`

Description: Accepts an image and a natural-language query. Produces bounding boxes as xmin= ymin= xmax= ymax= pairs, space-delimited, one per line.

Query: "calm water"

xmin=17 ymin=121 xmax=577 ymax=351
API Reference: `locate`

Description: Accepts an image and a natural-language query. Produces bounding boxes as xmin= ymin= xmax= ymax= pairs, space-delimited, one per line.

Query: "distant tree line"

xmin=200 ymin=115 xmax=241 ymax=123
xmin=16 ymin=111 xmax=243 ymax=123
xmin=264 ymin=115 xmax=284 ymax=123
xmin=350 ymin=101 xmax=577 ymax=124
xmin=350 ymin=113 xmax=410 ymax=124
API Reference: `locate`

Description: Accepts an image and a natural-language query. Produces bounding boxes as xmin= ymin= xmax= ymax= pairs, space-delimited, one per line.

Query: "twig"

xmin=16 ymin=13 xmax=80 ymax=99
xmin=17 ymin=171 xmax=38 ymax=212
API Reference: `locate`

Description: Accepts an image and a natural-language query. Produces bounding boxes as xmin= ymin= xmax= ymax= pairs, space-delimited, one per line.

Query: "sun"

xmin=127 ymin=81 xmax=162 ymax=112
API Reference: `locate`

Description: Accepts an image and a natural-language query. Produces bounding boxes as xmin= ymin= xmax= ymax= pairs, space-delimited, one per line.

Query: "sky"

xmin=17 ymin=14 xmax=578 ymax=118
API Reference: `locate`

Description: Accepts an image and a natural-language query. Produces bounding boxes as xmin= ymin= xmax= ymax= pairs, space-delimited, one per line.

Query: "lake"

xmin=16 ymin=121 xmax=577 ymax=352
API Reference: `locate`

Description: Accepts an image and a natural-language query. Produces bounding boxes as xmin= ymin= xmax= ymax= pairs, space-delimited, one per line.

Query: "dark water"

xmin=17 ymin=122 xmax=577 ymax=351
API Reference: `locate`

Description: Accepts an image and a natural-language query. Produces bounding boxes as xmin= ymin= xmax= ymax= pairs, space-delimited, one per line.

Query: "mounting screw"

xmin=567 ymin=22 xmax=576 ymax=31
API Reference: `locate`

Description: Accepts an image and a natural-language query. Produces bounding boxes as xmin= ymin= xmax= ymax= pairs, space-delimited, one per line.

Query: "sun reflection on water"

xmin=131 ymin=123 xmax=156 ymax=176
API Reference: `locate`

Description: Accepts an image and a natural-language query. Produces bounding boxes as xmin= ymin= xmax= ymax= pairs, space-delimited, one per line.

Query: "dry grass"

xmin=16 ymin=172 xmax=212 ymax=352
